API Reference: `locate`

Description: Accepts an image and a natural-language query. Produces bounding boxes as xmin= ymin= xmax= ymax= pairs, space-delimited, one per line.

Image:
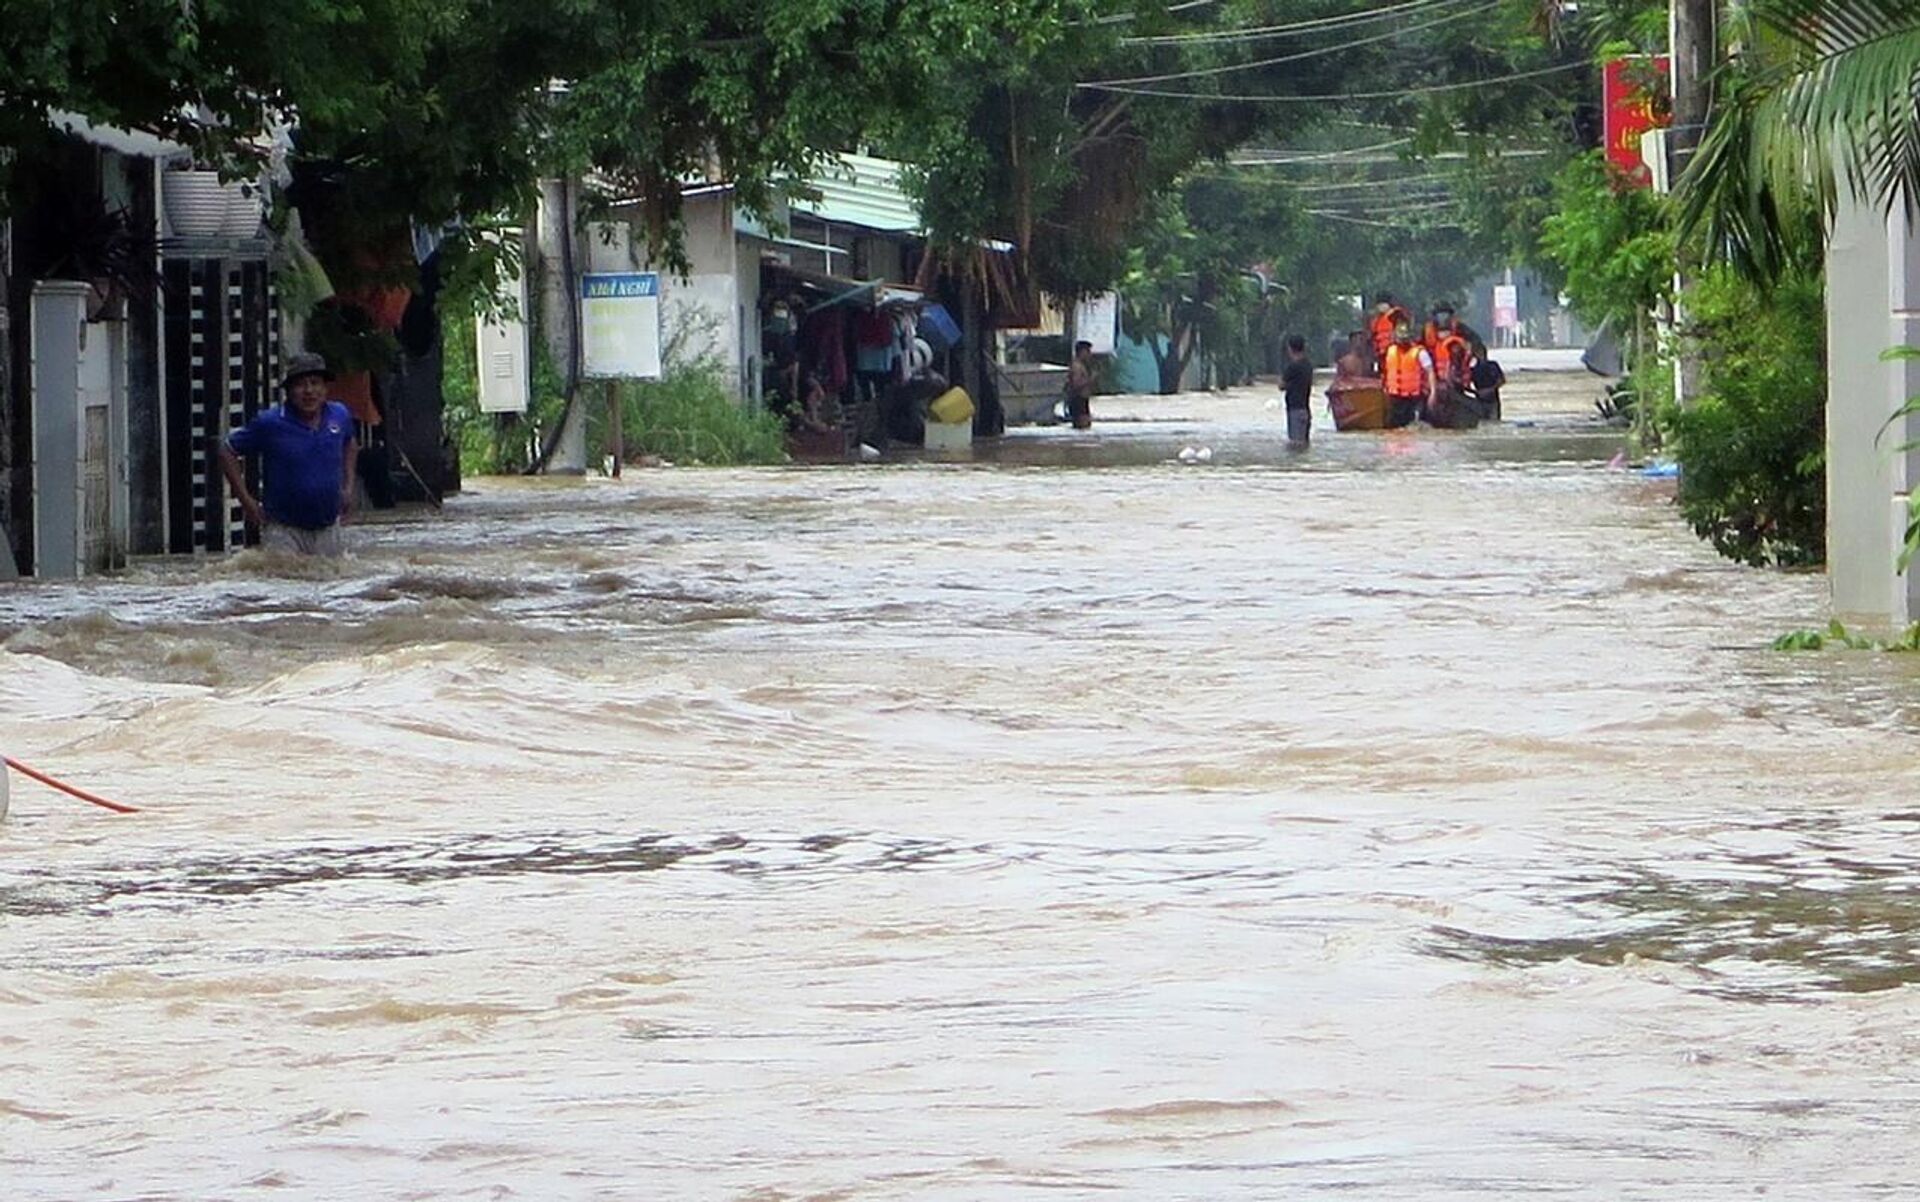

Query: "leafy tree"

xmin=1678 ymin=0 xmax=1920 ymax=283
xmin=1538 ymin=150 xmax=1675 ymax=351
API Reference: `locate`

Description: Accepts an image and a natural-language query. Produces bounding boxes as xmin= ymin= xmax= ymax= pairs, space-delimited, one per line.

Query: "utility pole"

xmin=1668 ymin=0 xmax=1714 ymax=178
xmin=531 ymin=176 xmax=589 ymax=473
xmin=1668 ymin=0 xmax=1716 ymax=405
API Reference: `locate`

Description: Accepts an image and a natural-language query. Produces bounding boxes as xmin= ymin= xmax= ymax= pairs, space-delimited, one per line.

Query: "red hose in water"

xmin=3 ymin=756 xmax=140 ymax=814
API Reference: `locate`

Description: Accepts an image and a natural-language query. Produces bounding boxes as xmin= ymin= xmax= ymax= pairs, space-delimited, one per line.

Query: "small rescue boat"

xmin=1328 ymin=381 xmax=1390 ymax=431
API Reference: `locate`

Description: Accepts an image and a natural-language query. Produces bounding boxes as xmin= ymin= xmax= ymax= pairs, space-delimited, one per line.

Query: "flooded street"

xmin=5 ymin=367 xmax=1920 ymax=1199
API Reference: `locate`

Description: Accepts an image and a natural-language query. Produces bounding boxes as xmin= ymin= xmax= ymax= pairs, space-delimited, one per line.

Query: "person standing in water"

xmin=1381 ymin=325 xmax=1434 ymax=429
xmin=217 ymin=352 xmax=357 ymax=557
xmin=1281 ymin=334 xmax=1314 ymax=448
xmin=1065 ymin=340 xmax=1096 ymax=430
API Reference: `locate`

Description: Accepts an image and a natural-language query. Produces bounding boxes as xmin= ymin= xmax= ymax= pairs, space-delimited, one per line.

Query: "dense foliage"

xmin=1678 ymin=0 xmax=1920 ymax=284
xmin=1537 ymin=152 xmax=1675 ymax=350
xmin=889 ymin=0 xmax=1585 ymax=302
xmin=1659 ymin=268 xmax=1827 ymax=567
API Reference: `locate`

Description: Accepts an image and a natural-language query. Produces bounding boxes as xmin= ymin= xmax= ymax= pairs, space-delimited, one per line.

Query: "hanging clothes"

xmin=802 ymin=306 xmax=849 ymax=392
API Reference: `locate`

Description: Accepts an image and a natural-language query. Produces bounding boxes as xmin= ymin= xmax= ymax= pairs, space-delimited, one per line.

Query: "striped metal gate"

xmin=162 ymin=259 xmax=278 ymax=554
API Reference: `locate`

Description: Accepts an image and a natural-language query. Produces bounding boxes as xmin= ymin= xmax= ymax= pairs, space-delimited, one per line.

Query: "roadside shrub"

xmin=1658 ymin=267 xmax=1825 ymax=567
xmin=442 ymin=301 xmax=785 ymax=475
xmin=596 ymin=304 xmax=785 ymax=466
xmin=610 ymin=359 xmax=786 ymax=466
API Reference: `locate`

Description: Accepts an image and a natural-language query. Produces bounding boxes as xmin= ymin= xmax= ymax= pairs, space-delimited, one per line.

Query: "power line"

xmin=1205 ymin=157 xmax=1542 ymax=187
xmin=1311 ymin=195 xmax=1461 ymax=211
xmin=1079 ymin=0 xmax=1224 ymax=27
xmin=1081 ymin=59 xmax=1585 ymax=101
xmin=1283 ymin=175 xmax=1468 ymax=193
xmin=1228 ymin=135 xmax=1414 ymax=163
xmin=1306 ymin=206 xmax=1463 ymax=228
xmin=1120 ymin=0 xmax=1464 ymax=45
xmin=1229 ymin=147 xmax=1556 ymax=165
xmin=1082 ymin=0 xmax=1500 ymax=87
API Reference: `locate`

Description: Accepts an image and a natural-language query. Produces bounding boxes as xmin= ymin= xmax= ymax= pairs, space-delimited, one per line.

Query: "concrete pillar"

xmin=532 ymin=178 xmax=587 ymax=474
xmin=1827 ymin=184 xmax=1918 ymax=630
xmin=1886 ymin=204 xmax=1920 ymax=623
xmin=29 ymin=281 xmax=91 ymax=578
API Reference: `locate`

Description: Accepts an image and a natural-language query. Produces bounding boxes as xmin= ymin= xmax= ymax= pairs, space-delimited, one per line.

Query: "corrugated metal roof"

xmin=791 ymin=153 xmax=920 ymax=234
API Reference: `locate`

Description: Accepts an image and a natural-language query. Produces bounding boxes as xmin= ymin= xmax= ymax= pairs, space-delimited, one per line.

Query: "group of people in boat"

xmin=1327 ymin=295 xmax=1505 ymax=432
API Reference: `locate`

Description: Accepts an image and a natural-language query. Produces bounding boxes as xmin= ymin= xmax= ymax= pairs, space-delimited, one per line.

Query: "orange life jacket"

xmin=1384 ymin=344 xmax=1426 ymax=396
xmin=1435 ymin=334 xmax=1470 ymax=382
xmin=1371 ymin=307 xmax=1410 ymax=356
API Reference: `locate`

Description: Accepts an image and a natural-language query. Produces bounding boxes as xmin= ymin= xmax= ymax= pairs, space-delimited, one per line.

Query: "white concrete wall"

xmin=629 ymin=192 xmax=741 ymax=394
xmin=1827 ymin=189 xmax=1920 ymax=629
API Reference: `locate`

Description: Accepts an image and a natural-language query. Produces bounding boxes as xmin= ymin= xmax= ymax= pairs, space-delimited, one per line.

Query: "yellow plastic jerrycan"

xmin=928 ymin=387 xmax=975 ymax=426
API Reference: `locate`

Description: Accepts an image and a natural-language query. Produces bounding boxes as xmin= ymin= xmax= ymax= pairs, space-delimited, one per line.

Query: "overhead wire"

xmin=1082 ymin=0 xmax=1502 ymax=87
xmin=1078 ymin=0 xmax=1224 ymax=27
xmin=1227 ymin=135 xmax=1413 ymax=163
xmin=1306 ymin=208 xmax=1464 ymax=228
xmin=1230 ymin=147 xmax=1556 ymax=165
xmin=1080 ymin=59 xmax=1585 ymax=100
xmin=1120 ymin=0 xmax=1464 ymax=44
xmin=1199 ymin=156 xmax=1541 ymax=188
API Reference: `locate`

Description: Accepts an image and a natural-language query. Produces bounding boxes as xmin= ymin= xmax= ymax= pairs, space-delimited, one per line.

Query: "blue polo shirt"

xmin=227 ymin=401 xmax=354 ymax=530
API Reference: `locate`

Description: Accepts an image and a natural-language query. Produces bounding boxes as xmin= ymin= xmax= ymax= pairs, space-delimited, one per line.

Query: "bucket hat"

xmin=281 ymin=351 xmax=332 ymax=389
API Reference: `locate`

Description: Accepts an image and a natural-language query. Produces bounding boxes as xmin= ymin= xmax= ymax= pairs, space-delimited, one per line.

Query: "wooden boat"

xmin=1328 ymin=381 xmax=1390 ymax=431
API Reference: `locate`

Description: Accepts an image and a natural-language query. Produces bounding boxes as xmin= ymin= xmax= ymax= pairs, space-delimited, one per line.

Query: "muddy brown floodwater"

xmin=4 ymin=366 xmax=1920 ymax=1200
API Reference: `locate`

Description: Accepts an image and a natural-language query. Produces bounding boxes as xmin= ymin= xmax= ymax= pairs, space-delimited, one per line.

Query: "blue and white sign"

xmin=581 ymin=272 xmax=663 ymax=379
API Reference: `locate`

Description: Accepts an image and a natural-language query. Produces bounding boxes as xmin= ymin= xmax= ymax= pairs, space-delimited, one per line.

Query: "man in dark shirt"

xmin=1280 ymin=334 xmax=1314 ymax=448
xmin=1065 ymin=340 xmax=1095 ymax=429
xmin=218 ymin=351 xmax=357 ymax=557
xmin=1469 ymin=341 xmax=1506 ymax=421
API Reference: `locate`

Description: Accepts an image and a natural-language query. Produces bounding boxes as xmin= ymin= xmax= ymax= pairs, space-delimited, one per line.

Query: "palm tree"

xmin=1677 ymin=0 xmax=1920 ymax=280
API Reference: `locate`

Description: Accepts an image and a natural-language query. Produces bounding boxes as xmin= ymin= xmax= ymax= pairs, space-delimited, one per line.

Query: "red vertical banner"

xmin=1603 ymin=56 xmax=1671 ymax=188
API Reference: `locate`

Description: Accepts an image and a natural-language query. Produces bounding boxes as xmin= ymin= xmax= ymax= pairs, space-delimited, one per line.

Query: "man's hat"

xmin=281 ymin=351 xmax=331 ymax=389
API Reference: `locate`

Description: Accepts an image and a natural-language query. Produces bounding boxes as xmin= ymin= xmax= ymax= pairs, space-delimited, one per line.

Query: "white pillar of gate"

xmin=1826 ymin=186 xmax=1920 ymax=631
xmin=1887 ymin=206 xmax=1920 ymax=627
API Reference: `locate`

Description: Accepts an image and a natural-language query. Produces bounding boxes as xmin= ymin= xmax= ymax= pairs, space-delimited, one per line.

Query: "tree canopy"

xmin=1678 ymin=0 xmax=1920 ymax=283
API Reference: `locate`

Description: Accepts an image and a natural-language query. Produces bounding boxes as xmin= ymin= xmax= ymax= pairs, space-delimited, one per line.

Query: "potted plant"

xmin=162 ymin=165 xmax=263 ymax=239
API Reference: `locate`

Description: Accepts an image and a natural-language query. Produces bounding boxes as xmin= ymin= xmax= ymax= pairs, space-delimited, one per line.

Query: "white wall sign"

xmin=581 ymin=272 xmax=663 ymax=379
xmin=476 ymin=251 xmax=531 ymax=413
xmin=1074 ymin=292 xmax=1119 ymax=356
xmin=1492 ymin=284 xmax=1520 ymax=331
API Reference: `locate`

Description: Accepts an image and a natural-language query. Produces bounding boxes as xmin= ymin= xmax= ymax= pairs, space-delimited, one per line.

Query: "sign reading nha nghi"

xmin=581 ymin=272 xmax=663 ymax=379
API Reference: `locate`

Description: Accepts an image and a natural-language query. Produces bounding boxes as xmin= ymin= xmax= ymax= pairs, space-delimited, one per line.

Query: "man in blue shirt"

xmin=218 ymin=351 xmax=357 ymax=556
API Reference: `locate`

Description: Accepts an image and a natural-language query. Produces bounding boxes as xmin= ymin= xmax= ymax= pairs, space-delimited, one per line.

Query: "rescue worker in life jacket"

xmin=1426 ymin=329 xmax=1479 ymax=428
xmin=1422 ymin=303 xmax=1479 ymax=368
xmin=1381 ymin=324 xmax=1434 ymax=429
xmin=1436 ymin=330 xmax=1472 ymax=393
xmin=1369 ymin=293 xmax=1411 ymax=374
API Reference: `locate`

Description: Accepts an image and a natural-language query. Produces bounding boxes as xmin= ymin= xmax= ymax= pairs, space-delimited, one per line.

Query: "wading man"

xmin=1066 ymin=339 xmax=1096 ymax=430
xmin=1280 ymin=333 xmax=1314 ymax=448
xmin=1381 ymin=325 xmax=1434 ymax=430
xmin=218 ymin=352 xmax=357 ymax=557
